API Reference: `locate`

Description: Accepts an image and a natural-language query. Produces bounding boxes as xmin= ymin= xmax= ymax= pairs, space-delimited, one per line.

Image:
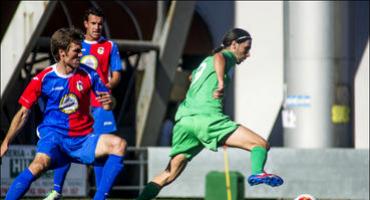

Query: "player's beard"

xmin=67 ymin=57 xmax=80 ymax=69
xmin=91 ymin=31 xmax=101 ymax=40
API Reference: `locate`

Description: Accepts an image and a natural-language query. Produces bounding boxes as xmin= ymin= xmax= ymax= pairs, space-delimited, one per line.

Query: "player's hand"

xmin=105 ymin=82 xmax=112 ymax=89
xmin=0 ymin=141 xmax=9 ymax=157
xmin=213 ymin=85 xmax=224 ymax=99
xmin=96 ymin=91 xmax=113 ymax=109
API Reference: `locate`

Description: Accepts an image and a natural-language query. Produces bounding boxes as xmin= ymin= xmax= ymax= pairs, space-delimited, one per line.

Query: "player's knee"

xmin=256 ymin=139 xmax=270 ymax=150
xmin=262 ymin=140 xmax=270 ymax=150
xmin=110 ymin=136 xmax=126 ymax=155
xmin=29 ymin=157 xmax=50 ymax=176
xmin=265 ymin=142 xmax=271 ymax=150
xmin=249 ymin=138 xmax=269 ymax=151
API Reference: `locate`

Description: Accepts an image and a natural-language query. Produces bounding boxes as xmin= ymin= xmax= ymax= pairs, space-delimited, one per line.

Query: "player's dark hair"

xmin=212 ymin=28 xmax=252 ymax=54
xmin=84 ymin=7 xmax=104 ymax=22
xmin=50 ymin=27 xmax=84 ymax=62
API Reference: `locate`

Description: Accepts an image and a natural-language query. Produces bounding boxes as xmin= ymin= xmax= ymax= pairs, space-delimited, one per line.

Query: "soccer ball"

xmin=294 ymin=194 xmax=317 ymax=200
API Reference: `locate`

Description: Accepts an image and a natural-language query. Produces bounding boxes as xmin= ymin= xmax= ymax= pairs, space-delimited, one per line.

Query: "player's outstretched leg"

xmin=5 ymin=168 xmax=36 ymax=200
xmin=247 ymin=146 xmax=283 ymax=187
xmin=137 ymin=154 xmax=188 ymax=200
xmin=5 ymin=153 xmax=50 ymax=200
xmin=224 ymin=125 xmax=283 ymax=187
xmin=93 ymin=134 xmax=126 ymax=200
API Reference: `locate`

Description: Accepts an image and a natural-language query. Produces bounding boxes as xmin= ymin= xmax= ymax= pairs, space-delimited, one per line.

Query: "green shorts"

xmin=170 ymin=113 xmax=239 ymax=161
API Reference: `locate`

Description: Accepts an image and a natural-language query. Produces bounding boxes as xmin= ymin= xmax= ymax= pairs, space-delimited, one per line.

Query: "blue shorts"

xmin=92 ymin=107 xmax=117 ymax=134
xmin=36 ymin=127 xmax=100 ymax=165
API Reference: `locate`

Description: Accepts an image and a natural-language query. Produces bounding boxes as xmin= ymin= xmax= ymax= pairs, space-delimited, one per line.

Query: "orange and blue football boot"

xmin=247 ymin=172 xmax=284 ymax=187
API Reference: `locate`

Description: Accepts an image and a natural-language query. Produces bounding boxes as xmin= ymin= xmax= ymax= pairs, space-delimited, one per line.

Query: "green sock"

xmin=136 ymin=182 xmax=162 ymax=200
xmin=250 ymin=146 xmax=267 ymax=174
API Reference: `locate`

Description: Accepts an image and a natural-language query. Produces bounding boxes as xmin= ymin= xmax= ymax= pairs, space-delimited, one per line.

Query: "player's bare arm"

xmin=107 ymin=71 xmax=121 ymax=89
xmin=0 ymin=106 xmax=30 ymax=157
xmin=96 ymin=91 xmax=113 ymax=110
xmin=213 ymin=52 xmax=226 ymax=99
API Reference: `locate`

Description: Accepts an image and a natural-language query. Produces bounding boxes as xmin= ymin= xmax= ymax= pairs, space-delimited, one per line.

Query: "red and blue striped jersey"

xmin=18 ymin=64 xmax=109 ymax=137
xmin=81 ymin=37 xmax=123 ymax=107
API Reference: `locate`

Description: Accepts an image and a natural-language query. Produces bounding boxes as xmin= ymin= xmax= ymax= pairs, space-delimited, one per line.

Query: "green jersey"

xmin=175 ymin=50 xmax=237 ymax=120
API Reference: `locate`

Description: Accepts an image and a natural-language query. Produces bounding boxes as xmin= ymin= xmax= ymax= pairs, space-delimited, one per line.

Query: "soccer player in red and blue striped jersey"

xmin=0 ymin=28 xmax=126 ymax=200
xmin=81 ymin=7 xmax=122 ymax=135
xmin=45 ymin=8 xmax=124 ymax=199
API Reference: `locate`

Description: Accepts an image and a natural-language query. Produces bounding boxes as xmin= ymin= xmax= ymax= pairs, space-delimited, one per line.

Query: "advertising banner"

xmin=1 ymin=145 xmax=87 ymax=197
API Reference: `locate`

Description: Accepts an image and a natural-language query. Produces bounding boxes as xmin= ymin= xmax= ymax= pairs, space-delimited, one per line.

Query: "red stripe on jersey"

xmin=90 ymin=40 xmax=113 ymax=107
xmin=90 ymin=41 xmax=112 ymax=84
xmin=18 ymin=67 xmax=53 ymax=109
xmin=67 ymin=69 xmax=94 ymax=136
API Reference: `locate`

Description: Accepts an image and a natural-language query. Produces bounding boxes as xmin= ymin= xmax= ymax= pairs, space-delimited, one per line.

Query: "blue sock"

xmin=53 ymin=163 xmax=71 ymax=193
xmin=5 ymin=168 xmax=36 ymax=200
xmin=93 ymin=155 xmax=124 ymax=200
xmin=94 ymin=163 xmax=104 ymax=189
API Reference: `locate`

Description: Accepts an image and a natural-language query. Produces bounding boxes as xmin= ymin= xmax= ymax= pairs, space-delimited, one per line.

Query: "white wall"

xmin=234 ymin=2 xmax=284 ymax=139
xmin=355 ymin=41 xmax=369 ymax=149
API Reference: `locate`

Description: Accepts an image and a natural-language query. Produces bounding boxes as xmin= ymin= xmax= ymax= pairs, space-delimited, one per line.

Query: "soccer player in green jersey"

xmin=136 ymin=28 xmax=283 ymax=200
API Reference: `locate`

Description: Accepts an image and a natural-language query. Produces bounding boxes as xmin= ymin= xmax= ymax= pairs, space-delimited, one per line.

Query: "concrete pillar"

xmin=283 ymin=2 xmax=336 ymax=148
